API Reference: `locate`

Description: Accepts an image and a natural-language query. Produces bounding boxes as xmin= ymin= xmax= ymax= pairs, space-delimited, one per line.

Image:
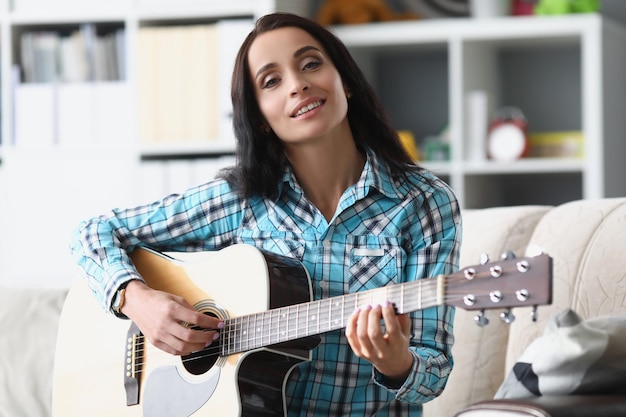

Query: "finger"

xmin=356 ymin=305 xmax=376 ymax=357
xmin=368 ymin=304 xmax=390 ymax=355
xmin=166 ymin=299 xmax=223 ymax=332
xmin=367 ymin=304 xmax=384 ymax=340
xmin=397 ymin=312 xmax=412 ymax=336
xmin=345 ymin=308 xmax=362 ymax=353
xmin=167 ymin=323 xmax=221 ymax=355
xmin=356 ymin=305 xmax=371 ymax=339
xmin=380 ymin=302 xmax=401 ymax=336
xmin=193 ymin=313 xmax=224 ymax=331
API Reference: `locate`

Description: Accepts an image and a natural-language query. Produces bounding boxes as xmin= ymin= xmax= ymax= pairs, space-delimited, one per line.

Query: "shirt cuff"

xmin=372 ymin=350 xmax=418 ymax=391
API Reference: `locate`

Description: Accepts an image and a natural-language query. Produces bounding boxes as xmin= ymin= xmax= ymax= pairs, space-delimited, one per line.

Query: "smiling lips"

xmin=293 ymin=100 xmax=323 ymax=117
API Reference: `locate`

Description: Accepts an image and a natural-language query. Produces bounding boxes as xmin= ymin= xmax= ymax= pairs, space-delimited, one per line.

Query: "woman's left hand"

xmin=346 ymin=302 xmax=414 ymax=383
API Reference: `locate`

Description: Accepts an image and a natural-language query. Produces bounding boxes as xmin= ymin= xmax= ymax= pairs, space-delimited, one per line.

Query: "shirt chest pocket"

xmin=348 ymin=238 xmax=405 ymax=293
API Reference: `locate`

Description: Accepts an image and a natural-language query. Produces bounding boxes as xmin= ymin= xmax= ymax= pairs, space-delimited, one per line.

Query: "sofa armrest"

xmin=455 ymin=395 xmax=626 ymax=417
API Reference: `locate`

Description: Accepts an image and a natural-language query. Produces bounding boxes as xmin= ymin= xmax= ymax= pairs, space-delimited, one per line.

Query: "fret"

xmin=254 ymin=312 xmax=262 ymax=349
xmin=417 ymin=280 xmax=422 ymax=311
xmin=222 ymin=319 xmax=231 ymax=355
xmin=340 ymin=295 xmax=346 ymax=329
xmin=262 ymin=310 xmax=270 ymax=347
xmin=244 ymin=314 xmax=251 ymax=351
xmin=286 ymin=305 xmax=295 ymax=341
xmin=318 ymin=298 xmax=331 ymax=333
xmin=230 ymin=317 xmax=238 ymax=354
xmin=295 ymin=303 xmax=301 ymax=340
xmin=271 ymin=310 xmax=277 ymax=345
xmin=266 ymin=310 xmax=273 ymax=345
xmin=303 ymin=302 xmax=310 ymax=336
xmin=263 ymin=310 xmax=272 ymax=345
xmin=313 ymin=299 xmax=320 ymax=335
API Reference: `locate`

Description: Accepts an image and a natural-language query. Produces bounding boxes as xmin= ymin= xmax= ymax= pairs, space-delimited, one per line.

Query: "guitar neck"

xmin=220 ymin=277 xmax=442 ymax=355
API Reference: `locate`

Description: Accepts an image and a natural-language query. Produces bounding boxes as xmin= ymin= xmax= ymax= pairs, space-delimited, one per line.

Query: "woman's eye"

xmin=262 ymin=76 xmax=279 ymax=89
xmin=302 ymin=59 xmax=321 ymax=71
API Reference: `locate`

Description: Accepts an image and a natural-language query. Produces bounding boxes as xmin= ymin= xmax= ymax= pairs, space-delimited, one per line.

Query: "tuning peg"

xmin=500 ymin=309 xmax=516 ymax=324
xmin=526 ymin=244 xmax=544 ymax=257
xmin=501 ymin=250 xmax=516 ymax=260
xmin=474 ymin=310 xmax=489 ymax=327
xmin=479 ymin=253 xmax=490 ymax=265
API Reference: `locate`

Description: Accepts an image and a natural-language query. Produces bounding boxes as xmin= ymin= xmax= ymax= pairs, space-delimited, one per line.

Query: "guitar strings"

xmin=124 ymin=265 xmax=524 ymax=368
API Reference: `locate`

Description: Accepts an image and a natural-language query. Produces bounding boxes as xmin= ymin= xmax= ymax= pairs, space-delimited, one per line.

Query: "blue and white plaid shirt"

xmin=71 ymin=149 xmax=461 ymax=416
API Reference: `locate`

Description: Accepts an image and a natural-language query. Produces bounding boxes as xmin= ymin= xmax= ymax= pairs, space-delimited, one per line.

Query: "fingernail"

xmin=217 ymin=321 xmax=225 ymax=329
xmin=205 ymin=340 xmax=213 ymax=348
xmin=213 ymin=332 xmax=220 ymax=341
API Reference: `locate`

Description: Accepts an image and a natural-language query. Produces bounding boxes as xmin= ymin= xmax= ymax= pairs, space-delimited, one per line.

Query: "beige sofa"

xmin=2 ymin=197 xmax=626 ymax=417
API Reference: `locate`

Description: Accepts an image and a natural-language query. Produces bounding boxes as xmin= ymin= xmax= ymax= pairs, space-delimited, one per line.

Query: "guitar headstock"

xmin=446 ymin=252 xmax=552 ymax=324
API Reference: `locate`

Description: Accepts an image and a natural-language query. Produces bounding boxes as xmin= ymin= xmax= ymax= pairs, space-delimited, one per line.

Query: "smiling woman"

xmin=70 ymin=12 xmax=462 ymax=417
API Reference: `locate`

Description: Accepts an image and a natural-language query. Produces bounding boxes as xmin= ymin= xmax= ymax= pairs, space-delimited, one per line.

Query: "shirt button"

xmin=322 ymin=240 xmax=331 ymax=249
xmin=319 ymin=281 xmax=328 ymax=289
xmin=315 ymin=361 xmax=324 ymax=370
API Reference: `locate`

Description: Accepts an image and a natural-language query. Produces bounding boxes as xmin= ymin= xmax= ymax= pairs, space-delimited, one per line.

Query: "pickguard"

xmin=142 ymin=365 xmax=220 ymax=417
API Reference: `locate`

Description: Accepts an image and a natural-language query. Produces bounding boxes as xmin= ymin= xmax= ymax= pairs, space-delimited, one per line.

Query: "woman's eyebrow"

xmin=294 ymin=45 xmax=321 ymax=57
xmin=254 ymin=45 xmax=322 ymax=80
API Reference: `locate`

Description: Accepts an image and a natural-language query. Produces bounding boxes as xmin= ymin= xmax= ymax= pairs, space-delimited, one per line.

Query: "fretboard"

xmin=220 ymin=276 xmax=443 ymax=355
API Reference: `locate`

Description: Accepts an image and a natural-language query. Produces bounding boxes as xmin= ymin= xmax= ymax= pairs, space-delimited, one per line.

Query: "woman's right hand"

xmin=120 ymin=280 xmax=223 ymax=355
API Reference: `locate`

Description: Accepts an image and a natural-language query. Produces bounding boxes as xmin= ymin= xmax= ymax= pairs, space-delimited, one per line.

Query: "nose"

xmin=290 ymin=75 xmax=310 ymax=97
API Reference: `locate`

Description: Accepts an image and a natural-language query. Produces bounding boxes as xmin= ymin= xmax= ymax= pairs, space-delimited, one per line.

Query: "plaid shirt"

xmin=71 ymin=149 xmax=461 ymax=416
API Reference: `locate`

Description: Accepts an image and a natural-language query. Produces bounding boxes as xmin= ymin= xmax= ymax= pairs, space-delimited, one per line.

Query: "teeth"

xmin=295 ymin=101 xmax=322 ymax=116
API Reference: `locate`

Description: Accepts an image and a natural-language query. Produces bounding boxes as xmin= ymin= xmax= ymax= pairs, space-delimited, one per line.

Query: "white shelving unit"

xmin=1 ymin=1 xmax=625 ymax=286
xmin=332 ymin=14 xmax=626 ymax=208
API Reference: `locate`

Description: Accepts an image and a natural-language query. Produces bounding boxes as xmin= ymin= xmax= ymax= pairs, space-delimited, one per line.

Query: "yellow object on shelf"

xmin=398 ymin=130 xmax=420 ymax=161
xmin=528 ymin=131 xmax=584 ymax=158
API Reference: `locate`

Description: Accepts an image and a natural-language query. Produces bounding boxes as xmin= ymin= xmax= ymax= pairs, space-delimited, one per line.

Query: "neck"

xmin=285 ymin=130 xmax=365 ymax=221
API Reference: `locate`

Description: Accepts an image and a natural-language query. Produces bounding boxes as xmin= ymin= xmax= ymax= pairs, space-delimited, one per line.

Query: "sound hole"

xmin=182 ymin=312 xmax=220 ymax=376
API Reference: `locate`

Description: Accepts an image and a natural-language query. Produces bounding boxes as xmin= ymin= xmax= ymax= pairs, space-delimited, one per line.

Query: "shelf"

xmin=462 ymin=158 xmax=584 ymax=175
xmin=139 ymin=140 xmax=236 ymax=160
xmin=135 ymin=1 xmax=259 ymax=22
xmin=332 ymin=14 xmax=603 ymax=46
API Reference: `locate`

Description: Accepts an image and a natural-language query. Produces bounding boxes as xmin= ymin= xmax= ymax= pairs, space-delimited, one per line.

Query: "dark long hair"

xmin=222 ymin=12 xmax=418 ymax=199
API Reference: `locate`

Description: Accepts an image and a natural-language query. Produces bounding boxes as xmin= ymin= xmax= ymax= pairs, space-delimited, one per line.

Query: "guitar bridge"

xmin=124 ymin=322 xmax=143 ymax=406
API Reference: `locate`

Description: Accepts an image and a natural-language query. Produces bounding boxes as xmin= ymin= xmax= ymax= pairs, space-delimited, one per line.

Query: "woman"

xmin=71 ymin=12 xmax=461 ymax=416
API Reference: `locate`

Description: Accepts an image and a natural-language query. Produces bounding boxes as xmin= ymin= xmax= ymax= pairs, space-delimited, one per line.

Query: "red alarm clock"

xmin=487 ymin=107 xmax=529 ymax=161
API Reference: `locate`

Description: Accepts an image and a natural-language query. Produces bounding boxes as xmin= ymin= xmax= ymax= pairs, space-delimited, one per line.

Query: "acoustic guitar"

xmin=52 ymin=244 xmax=552 ymax=417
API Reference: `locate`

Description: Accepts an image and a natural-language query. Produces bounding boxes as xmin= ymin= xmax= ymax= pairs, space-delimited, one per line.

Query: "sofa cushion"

xmin=496 ymin=308 xmax=626 ymax=399
xmin=0 ymin=286 xmax=68 ymax=417
xmin=424 ymin=205 xmax=550 ymax=417
xmin=504 ymin=198 xmax=626 ymax=373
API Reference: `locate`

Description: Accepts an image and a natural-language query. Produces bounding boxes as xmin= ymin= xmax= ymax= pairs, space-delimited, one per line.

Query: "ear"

xmin=344 ymin=83 xmax=352 ymax=99
xmin=260 ymin=121 xmax=272 ymax=135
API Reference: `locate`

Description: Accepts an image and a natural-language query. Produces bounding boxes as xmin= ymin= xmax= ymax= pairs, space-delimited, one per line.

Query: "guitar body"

xmin=52 ymin=244 xmax=319 ymax=417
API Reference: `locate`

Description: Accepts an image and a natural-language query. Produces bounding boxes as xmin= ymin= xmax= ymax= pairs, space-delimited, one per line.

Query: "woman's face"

xmin=247 ymin=26 xmax=349 ymax=145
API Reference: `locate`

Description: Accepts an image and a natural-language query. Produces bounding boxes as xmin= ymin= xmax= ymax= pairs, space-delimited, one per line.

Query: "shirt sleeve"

xmin=373 ymin=176 xmax=462 ymax=404
xmin=69 ymin=178 xmax=243 ymax=313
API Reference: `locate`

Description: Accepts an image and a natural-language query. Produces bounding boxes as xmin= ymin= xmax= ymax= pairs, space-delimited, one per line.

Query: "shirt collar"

xmin=277 ymin=148 xmax=409 ymax=201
